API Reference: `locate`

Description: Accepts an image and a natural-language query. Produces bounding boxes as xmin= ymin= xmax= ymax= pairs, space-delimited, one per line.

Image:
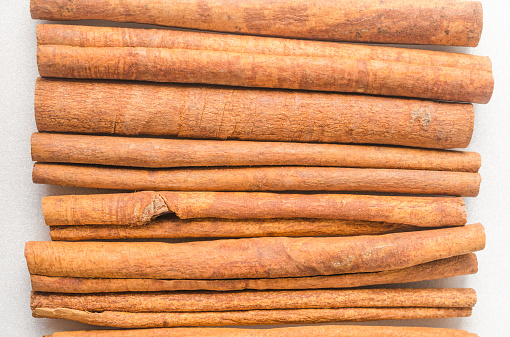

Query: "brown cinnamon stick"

xmin=31 ymin=288 xmax=476 ymax=312
xmin=41 ymin=191 xmax=467 ymax=227
xmin=32 ymin=307 xmax=473 ymax=327
xmin=36 ymin=26 xmax=494 ymax=103
xmin=35 ymin=78 xmax=476 ymax=149
xmin=31 ymin=133 xmax=481 ymax=172
xmin=43 ymin=325 xmax=479 ymax=337
xmin=48 ymin=218 xmax=424 ymax=241
xmin=31 ymin=1 xmax=483 ymax=46
xmin=25 ymin=224 xmax=485 ymax=279
xmin=32 ymin=163 xmax=481 ymax=196
xmin=29 ymin=254 xmax=479 ymax=293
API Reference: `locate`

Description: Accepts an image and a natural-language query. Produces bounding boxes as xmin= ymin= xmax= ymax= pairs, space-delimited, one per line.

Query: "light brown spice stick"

xmin=25 ymin=224 xmax=485 ymax=279
xmin=29 ymin=254 xmax=478 ymax=293
xmin=36 ymin=24 xmax=489 ymax=68
xmin=31 ymin=288 xmax=476 ymax=313
xmin=41 ymin=191 xmax=467 ymax=227
xmin=32 ymin=307 xmax=472 ymax=328
xmin=31 ymin=1 xmax=483 ymax=46
xmin=29 ymin=254 xmax=479 ymax=293
xmin=36 ymin=43 xmax=493 ymax=104
xmin=43 ymin=325 xmax=479 ymax=337
xmin=31 ymin=133 xmax=481 ymax=172
xmin=35 ymin=78 xmax=476 ymax=149
xmin=48 ymin=218 xmax=425 ymax=241
xmin=32 ymin=163 xmax=481 ymax=196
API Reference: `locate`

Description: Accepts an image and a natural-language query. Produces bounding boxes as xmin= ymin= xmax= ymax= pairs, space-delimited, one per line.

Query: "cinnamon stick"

xmin=25 ymin=224 xmax=485 ymax=279
xmin=48 ymin=218 xmax=425 ymax=241
xmin=31 ymin=288 xmax=477 ymax=312
xmin=32 ymin=307 xmax=472 ymax=327
xmin=31 ymin=1 xmax=483 ymax=46
xmin=43 ymin=325 xmax=480 ymax=337
xmin=35 ymin=78 xmax=476 ymax=149
xmin=36 ymin=26 xmax=494 ymax=103
xmin=29 ymin=254 xmax=479 ymax=293
xmin=31 ymin=133 xmax=481 ymax=172
xmin=41 ymin=191 xmax=467 ymax=227
xmin=32 ymin=163 xmax=481 ymax=196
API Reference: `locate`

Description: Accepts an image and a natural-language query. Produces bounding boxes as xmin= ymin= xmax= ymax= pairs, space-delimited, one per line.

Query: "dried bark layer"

xmin=29 ymin=254 xmax=479 ymax=293
xmin=34 ymin=78 xmax=477 ymax=149
xmin=32 ymin=307 xmax=472 ymax=328
xmin=35 ymin=26 xmax=494 ymax=103
xmin=44 ymin=325 xmax=479 ymax=337
xmin=48 ymin=218 xmax=425 ymax=241
xmin=31 ymin=0 xmax=483 ymax=46
xmin=41 ymin=191 xmax=467 ymax=228
xmin=31 ymin=133 xmax=481 ymax=172
xmin=25 ymin=224 xmax=485 ymax=280
xmin=31 ymin=288 xmax=477 ymax=312
xmin=32 ymin=163 xmax=481 ymax=196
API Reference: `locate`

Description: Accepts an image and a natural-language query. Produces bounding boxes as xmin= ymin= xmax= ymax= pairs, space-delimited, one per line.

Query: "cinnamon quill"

xmin=32 ymin=164 xmax=481 ymax=196
xmin=31 ymin=133 xmax=481 ymax=172
xmin=43 ymin=325 xmax=479 ymax=337
xmin=35 ymin=78 xmax=476 ymax=149
xmin=25 ymin=224 xmax=485 ymax=279
xmin=31 ymin=0 xmax=482 ymax=46
xmin=29 ymin=254 xmax=479 ymax=293
xmin=41 ymin=191 xmax=467 ymax=228
xmin=36 ymin=25 xmax=493 ymax=103
xmin=33 ymin=307 xmax=472 ymax=327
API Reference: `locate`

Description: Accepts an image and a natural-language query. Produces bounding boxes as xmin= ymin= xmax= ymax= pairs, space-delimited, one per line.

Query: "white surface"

xmin=1 ymin=0 xmax=509 ymax=335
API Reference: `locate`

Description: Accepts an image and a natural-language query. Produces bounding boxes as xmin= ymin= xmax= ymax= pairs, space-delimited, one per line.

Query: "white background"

xmin=1 ymin=0 xmax=509 ymax=335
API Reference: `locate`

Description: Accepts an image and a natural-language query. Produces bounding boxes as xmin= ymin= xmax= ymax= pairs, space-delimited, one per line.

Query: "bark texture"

xmin=41 ymin=191 xmax=467 ymax=227
xmin=31 ymin=132 xmax=481 ymax=171
xmin=25 ymin=224 xmax=485 ymax=279
xmin=31 ymin=0 xmax=483 ymax=46
xmin=29 ymin=254 xmax=479 ymax=293
xmin=45 ymin=325 xmax=479 ymax=337
xmin=31 ymin=288 xmax=476 ymax=312
xmin=32 ymin=163 xmax=481 ymax=196
xmin=34 ymin=78 xmax=476 ymax=149
xmin=35 ymin=26 xmax=494 ymax=103
xmin=48 ymin=218 xmax=425 ymax=241
xmin=33 ymin=307 xmax=472 ymax=327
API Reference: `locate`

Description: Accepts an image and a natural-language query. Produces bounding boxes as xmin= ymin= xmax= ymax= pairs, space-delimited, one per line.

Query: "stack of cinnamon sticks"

xmin=27 ymin=0 xmax=492 ymax=336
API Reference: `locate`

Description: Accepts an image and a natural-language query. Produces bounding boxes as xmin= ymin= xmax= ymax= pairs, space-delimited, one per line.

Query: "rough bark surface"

xmin=31 ymin=288 xmax=476 ymax=312
xmin=45 ymin=325 xmax=479 ymax=337
xmin=31 ymin=1 xmax=483 ymax=46
xmin=41 ymin=191 xmax=467 ymax=227
xmin=34 ymin=78 xmax=476 ymax=149
xmin=32 ymin=163 xmax=481 ymax=196
xmin=28 ymin=254 xmax=479 ymax=293
xmin=35 ymin=26 xmax=494 ymax=103
xmin=31 ymin=133 xmax=481 ymax=171
xmin=48 ymin=218 xmax=425 ymax=241
xmin=25 ymin=224 xmax=485 ymax=279
xmin=32 ymin=307 xmax=473 ymax=327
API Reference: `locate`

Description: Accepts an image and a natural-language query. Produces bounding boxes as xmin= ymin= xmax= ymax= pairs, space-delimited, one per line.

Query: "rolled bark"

xmin=32 ymin=163 xmax=481 ymax=196
xmin=48 ymin=218 xmax=425 ymax=241
xmin=31 ymin=133 xmax=481 ymax=172
xmin=31 ymin=1 xmax=483 ymax=46
xmin=41 ymin=191 xmax=467 ymax=228
xmin=34 ymin=78 xmax=477 ymax=149
xmin=35 ymin=26 xmax=494 ymax=103
xmin=43 ymin=325 xmax=480 ymax=337
xmin=25 ymin=224 xmax=485 ymax=279
xmin=32 ymin=307 xmax=473 ymax=328
xmin=29 ymin=254 xmax=479 ymax=293
xmin=31 ymin=288 xmax=477 ymax=312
